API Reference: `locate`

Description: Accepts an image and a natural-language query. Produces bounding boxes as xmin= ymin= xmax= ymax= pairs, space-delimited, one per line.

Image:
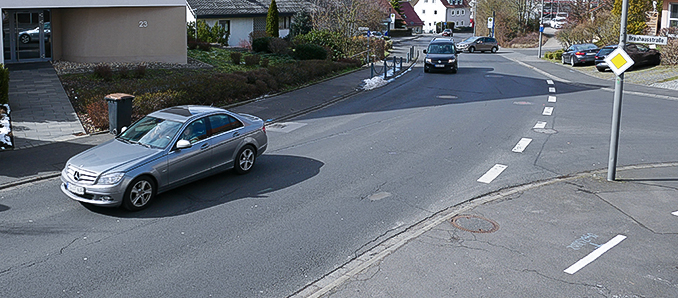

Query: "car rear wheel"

xmin=491 ymin=47 xmax=498 ymax=53
xmin=570 ymin=56 xmax=576 ymax=66
xmin=468 ymin=47 xmax=475 ymax=53
xmin=234 ymin=145 xmax=256 ymax=174
xmin=20 ymin=34 xmax=30 ymax=44
xmin=122 ymin=176 xmax=155 ymax=211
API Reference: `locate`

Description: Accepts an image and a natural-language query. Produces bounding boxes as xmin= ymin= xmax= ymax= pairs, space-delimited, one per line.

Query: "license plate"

xmin=587 ymin=53 xmax=595 ymax=55
xmin=67 ymin=183 xmax=85 ymax=195
xmin=435 ymin=64 xmax=445 ymax=68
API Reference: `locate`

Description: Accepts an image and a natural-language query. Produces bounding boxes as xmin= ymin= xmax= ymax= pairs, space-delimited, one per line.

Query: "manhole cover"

xmin=436 ymin=95 xmax=458 ymax=100
xmin=450 ymin=215 xmax=499 ymax=233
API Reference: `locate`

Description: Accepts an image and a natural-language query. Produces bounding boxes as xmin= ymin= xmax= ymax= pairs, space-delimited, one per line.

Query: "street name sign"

xmin=604 ymin=47 xmax=634 ymax=76
xmin=627 ymin=34 xmax=667 ymax=45
xmin=358 ymin=27 xmax=369 ymax=31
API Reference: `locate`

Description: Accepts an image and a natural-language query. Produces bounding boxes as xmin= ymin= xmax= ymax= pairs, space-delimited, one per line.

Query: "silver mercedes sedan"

xmin=60 ymin=105 xmax=267 ymax=211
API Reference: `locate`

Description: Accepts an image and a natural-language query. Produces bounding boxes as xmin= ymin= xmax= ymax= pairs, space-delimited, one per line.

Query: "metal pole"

xmin=538 ymin=0 xmax=544 ymax=58
xmin=371 ymin=62 xmax=374 ymax=78
xmin=607 ymin=0 xmax=630 ymax=181
xmin=473 ymin=1 xmax=477 ymax=36
xmin=491 ymin=11 xmax=496 ymax=38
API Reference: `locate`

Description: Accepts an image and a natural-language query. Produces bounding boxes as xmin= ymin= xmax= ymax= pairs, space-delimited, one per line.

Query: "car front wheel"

xmin=122 ymin=176 xmax=155 ymax=211
xmin=468 ymin=47 xmax=475 ymax=53
xmin=234 ymin=145 xmax=256 ymax=174
xmin=491 ymin=47 xmax=498 ymax=53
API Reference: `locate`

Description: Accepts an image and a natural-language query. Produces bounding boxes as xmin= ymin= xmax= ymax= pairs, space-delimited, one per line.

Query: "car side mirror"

xmin=176 ymin=139 xmax=192 ymax=150
xmin=423 ymin=49 xmax=427 ymax=54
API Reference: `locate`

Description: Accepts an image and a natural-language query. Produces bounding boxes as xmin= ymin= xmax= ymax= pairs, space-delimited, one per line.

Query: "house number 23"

xmin=139 ymin=21 xmax=148 ymax=28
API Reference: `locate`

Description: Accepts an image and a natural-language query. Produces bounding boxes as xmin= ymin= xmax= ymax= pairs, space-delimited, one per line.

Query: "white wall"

xmin=413 ymin=0 xmax=447 ymax=32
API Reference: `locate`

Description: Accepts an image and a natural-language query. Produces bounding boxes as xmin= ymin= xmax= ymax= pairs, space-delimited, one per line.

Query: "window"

xmin=462 ymin=10 xmax=465 ymax=15
xmin=279 ymin=16 xmax=291 ymax=29
xmin=180 ymin=118 xmax=209 ymax=144
xmin=423 ymin=10 xmax=426 ymax=14
xmin=434 ymin=10 xmax=437 ymax=15
xmin=671 ymin=4 xmax=678 ymax=27
xmin=208 ymin=114 xmax=243 ymax=136
xmin=218 ymin=20 xmax=230 ymax=37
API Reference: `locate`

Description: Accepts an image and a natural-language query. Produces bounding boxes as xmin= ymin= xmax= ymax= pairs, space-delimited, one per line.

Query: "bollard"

xmin=393 ymin=56 xmax=397 ymax=72
xmin=384 ymin=60 xmax=387 ymax=79
xmin=371 ymin=62 xmax=374 ymax=78
xmin=105 ymin=93 xmax=134 ymax=135
xmin=400 ymin=57 xmax=403 ymax=70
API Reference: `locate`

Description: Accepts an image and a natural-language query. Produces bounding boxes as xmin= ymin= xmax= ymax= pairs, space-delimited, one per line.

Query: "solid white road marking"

xmin=543 ymin=107 xmax=554 ymax=116
xmin=547 ymin=80 xmax=554 ymax=85
xmin=477 ymin=164 xmax=508 ymax=184
xmin=512 ymin=138 xmax=533 ymax=153
xmin=564 ymin=235 xmax=627 ymax=274
xmin=548 ymin=96 xmax=557 ymax=103
xmin=549 ymin=87 xmax=556 ymax=93
xmin=534 ymin=121 xmax=547 ymax=129
xmin=672 ymin=211 xmax=678 ymax=216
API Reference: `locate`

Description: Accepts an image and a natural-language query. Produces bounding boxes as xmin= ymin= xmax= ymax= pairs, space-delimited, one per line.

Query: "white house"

xmin=1 ymin=0 xmax=187 ymax=64
xmin=186 ymin=0 xmax=306 ymax=47
xmin=411 ymin=0 xmax=471 ymax=33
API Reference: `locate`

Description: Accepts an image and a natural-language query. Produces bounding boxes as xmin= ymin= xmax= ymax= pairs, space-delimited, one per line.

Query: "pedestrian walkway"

xmin=7 ymin=62 xmax=85 ymax=150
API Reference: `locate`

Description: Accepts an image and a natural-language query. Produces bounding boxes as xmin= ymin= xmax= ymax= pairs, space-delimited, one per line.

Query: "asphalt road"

xmin=2 ymin=37 xmax=678 ymax=297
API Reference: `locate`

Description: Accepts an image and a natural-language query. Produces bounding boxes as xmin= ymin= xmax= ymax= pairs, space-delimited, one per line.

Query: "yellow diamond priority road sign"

xmin=604 ymin=47 xmax=635 ymax=76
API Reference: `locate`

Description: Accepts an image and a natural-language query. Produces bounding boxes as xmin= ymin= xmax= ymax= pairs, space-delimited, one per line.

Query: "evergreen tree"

xmin=266 ymin=0 xmax=280 ymax=37
xmin=290 ymin=10 xmax=313 ymax=37
xmin=612 ymin=0 xmax=651 ymax=34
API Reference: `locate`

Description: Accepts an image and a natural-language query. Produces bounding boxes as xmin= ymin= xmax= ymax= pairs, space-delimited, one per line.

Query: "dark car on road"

xmin=456 ymin=36 xmax=498 ymax=53
xmin=561 ymin=43 xmax=599 ymax=66
xmin=423 ymin=37 xmax=459 ymax=73
xmin=595 ymin=44 xmax=661 ymax=72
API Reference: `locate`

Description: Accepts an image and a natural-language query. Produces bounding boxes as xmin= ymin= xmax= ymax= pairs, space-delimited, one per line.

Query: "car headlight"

xmin=97 ymin=172 xmax=125 ymax=185
xmin=448 ymin=58 xmax=456 ymax=63
xmin=425 ymin=58 xmax=432 ymax=63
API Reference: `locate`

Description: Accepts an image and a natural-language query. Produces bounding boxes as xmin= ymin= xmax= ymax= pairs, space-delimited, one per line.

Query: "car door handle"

xmin=201 ymin=143 xmax=209 ymax=150
xmin=233 ymin=132 xmax=240 ymax=137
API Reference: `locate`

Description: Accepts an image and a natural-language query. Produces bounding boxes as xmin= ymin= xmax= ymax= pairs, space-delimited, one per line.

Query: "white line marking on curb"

xmin=534 ymin=121 xmax=547 ymax=129
xmin=547 ymin=80 xmax=554 ymax=85
xmin=543 ymin=107 xmax=554 ymax=115
xmin=549 ymin=87 xmax=556 ymax=93
xmin=564 ymin=235 xmax=626 ymax=274
xmin=477 ymin=164 xmax=508 ymax=184
xmin=548 ymin=96 xmax=557 ymax=103
xmin=672 ymin=211 xmax=678 ymax=216
xmin=512 ymin=138 xmax=532 ymax=153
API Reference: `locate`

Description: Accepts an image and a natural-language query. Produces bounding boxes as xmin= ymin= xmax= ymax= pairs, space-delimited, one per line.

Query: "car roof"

xmin=430 ymin=37 xmax=454 ymax=43
xmin=150 ymin=105 xmax=229 ymax=123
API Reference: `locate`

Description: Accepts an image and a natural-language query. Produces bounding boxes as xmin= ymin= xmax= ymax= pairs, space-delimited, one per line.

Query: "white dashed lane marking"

xmin=547 ymin=80 xmax=554 ymax=85
xmin=477 ymin=164 xmax=508 ymax=184
xmin=534 ymin=121 xmax=547 ymax=129
xmin=512 ymin=138 xmax=532 ymax=153
xmin=672 ymin=211 xmax=678 ymax=216
xmin=564 ymin=235 xmax=627 ymax=275
xmin=549 ymin=87 xmax=556 ymax=93
xmin=543 ymin=107 xmax=554 ymax=116
xmin=548 ymin=96 xmax=557 ymax=103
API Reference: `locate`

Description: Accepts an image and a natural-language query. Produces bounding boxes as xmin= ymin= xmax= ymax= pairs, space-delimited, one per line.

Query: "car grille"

xmin=66 ymin=165 xmax=98 ymax=185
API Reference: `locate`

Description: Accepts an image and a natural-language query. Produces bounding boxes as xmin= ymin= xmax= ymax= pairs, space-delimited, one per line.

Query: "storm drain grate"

xmin=450 ymin=214 xmax=499 ymax=233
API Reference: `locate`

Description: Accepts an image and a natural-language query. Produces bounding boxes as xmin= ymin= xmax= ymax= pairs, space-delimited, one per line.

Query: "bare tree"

xmin=310 ymin=0 xmax=389 ymax=37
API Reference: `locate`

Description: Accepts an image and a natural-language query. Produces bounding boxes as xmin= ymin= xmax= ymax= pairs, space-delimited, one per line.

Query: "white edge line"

xmin=548 ymin=96 xmax=557 ymax=103
xmin=564 ymin=235 xmax=627 ymax=274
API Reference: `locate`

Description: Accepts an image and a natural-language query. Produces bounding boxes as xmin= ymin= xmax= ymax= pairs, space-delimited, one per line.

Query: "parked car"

xmin=456 ymin=36 xmax=499 ymax=53
xmin=442 ymin=29 xmax=453 ymax=37
xmin=18 ymin=22 xmax=50 ymax=44
xmin=60 ymin=105 xmax=268 ymax=211
xmin=550 ymin=17 xmax=567 ymax=29
xmin=423 ymin=37 xmax=459 ymax=73
xmin=595 ymin=44 xmax=661 ymax=72
xmin=561 ymin=43 xmax=599 ymax=66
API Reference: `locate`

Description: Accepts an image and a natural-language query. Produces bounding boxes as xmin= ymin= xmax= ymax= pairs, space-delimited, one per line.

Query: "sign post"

xmin=607 ymin=0 xmax=630 ymax=181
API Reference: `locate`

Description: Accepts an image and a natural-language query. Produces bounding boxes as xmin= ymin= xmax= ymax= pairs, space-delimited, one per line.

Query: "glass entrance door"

xmin=3 ymin=10 xmax=51 ymax=63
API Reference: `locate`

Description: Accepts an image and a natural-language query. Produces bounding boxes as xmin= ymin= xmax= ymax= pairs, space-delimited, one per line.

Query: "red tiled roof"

xmin=399 ymin=2 xmax=424 ymax=26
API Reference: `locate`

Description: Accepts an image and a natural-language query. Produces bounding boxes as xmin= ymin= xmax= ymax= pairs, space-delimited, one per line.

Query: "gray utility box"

xmin=105 ymin=93 xmax=134 ymax=135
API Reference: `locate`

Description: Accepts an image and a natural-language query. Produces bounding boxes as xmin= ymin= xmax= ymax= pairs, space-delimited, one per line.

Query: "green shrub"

xmin=134 ymin=65 xmax=146 ymax=78
xmin=244 ymin=55 xmax=261 ymax=66
xmin=252 ymin=37 xmax=272 ymax=53
xmin=261 ymin=57 xmax=270 ymax=67
xmin=294 ymin=30 xmax=348 ymax=60
xmin=198 ymin=42 xmax=211 ymax=51
xmin=230 ymin=52 xmax=242 ymax=64
xmin=118 ymin=66 xmax=129 ymax=79
xmin=0 ymin=64 xmax=9 ymax=105
xmin=294 ymin=43 xmax=327 ymax=60
xmin=268 ymin=37 xmax=291 ymax=55
xmin=93 ymin=64 xmax=113 ymax=81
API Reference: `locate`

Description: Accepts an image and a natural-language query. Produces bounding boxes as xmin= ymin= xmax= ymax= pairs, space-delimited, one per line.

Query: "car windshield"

xmin=117 ymin=116 xmax=183 ymax=149
xmin=462 ymin=36 xmax=481 ymax=43
xmin=427 ymin=44 xmax=455 ymax=54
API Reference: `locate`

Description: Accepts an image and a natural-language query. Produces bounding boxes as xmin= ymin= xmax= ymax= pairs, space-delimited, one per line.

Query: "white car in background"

xmin=550 ymin=17 xmax=567 ymax=29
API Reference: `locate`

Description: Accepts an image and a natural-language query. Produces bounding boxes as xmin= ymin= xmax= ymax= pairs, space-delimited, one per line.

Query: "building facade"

xmin=1 ymin=0 xmax=187 ymax=64
xmin=411 ymin=0 xmax=471 ymax=33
